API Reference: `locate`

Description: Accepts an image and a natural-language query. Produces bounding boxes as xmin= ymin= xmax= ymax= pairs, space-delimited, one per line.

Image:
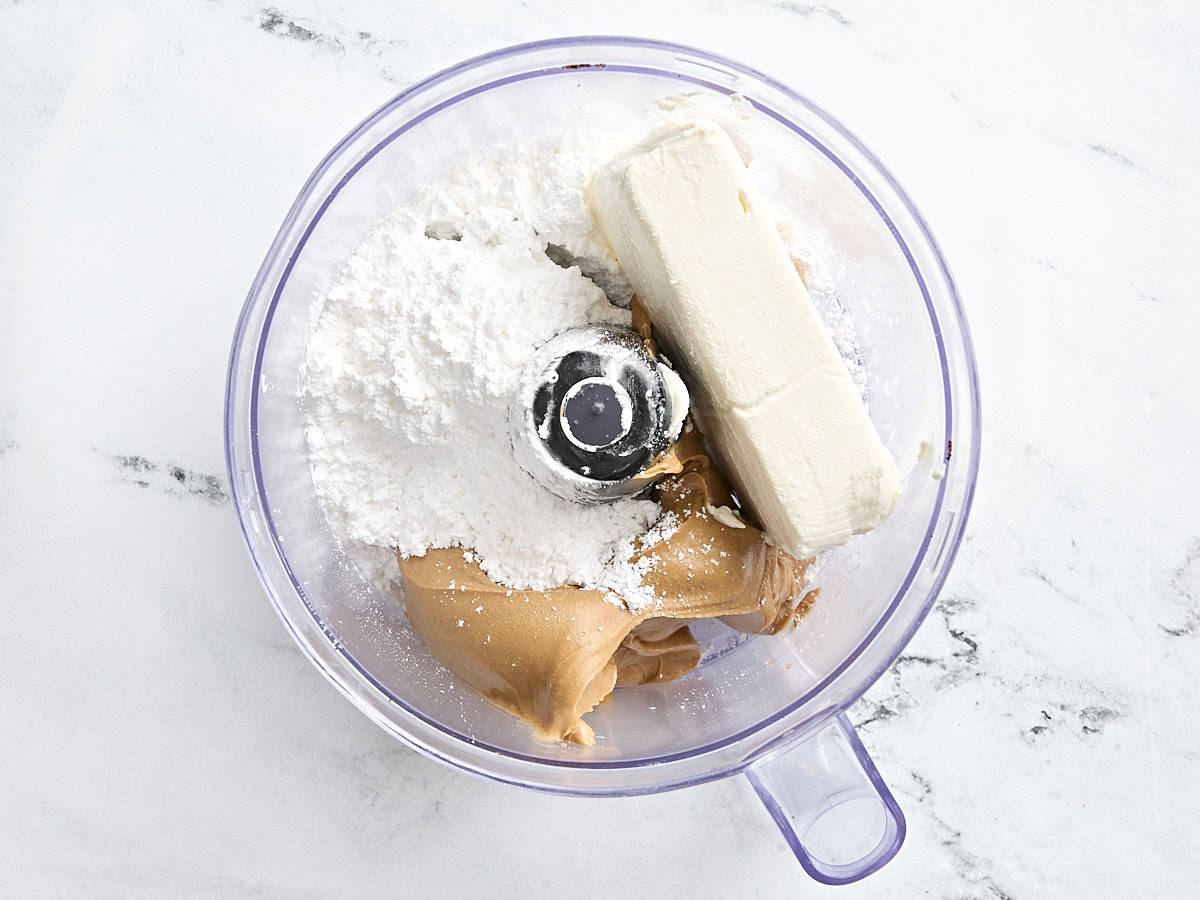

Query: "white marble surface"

xmin=3 ymin=0 xmax=1198 ymax=895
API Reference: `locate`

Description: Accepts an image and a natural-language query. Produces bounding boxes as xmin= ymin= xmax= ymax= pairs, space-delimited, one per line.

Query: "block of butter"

xmin=588 ymin=119 xmax=899 ymax=558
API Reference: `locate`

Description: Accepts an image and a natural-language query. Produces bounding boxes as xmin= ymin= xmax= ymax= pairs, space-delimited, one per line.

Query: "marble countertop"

xmin=3 ymin=1 xmax=1197 ymax=895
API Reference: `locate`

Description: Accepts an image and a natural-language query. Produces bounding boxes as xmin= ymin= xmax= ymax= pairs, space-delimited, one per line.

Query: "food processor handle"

xmin=745 ymin=712 xmax=906 ymax=884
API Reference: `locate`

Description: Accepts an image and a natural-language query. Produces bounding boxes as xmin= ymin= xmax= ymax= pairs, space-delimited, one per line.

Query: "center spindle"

xmin=508 ymin=325 xmax=690 ymax=503
xmin=561 ymin=378 xmax=632 ymax=450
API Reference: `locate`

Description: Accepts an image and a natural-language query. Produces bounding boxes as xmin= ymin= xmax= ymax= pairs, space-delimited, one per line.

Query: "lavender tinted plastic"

xmin=747 ymin=713 xmax=906 ymax=884
xmin=225 ymin=37 xmax=980 ymax=882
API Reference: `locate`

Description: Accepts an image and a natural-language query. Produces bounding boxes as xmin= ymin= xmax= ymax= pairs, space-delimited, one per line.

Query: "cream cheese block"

xmin=588 ymin=119 xmax=899 ymax=557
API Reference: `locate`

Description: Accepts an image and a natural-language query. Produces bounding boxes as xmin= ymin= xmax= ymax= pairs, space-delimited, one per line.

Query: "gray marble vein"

xmin=1085 ymin=142 xmax=1145 ymax=172
xmin=253 ymin=3 xmax=411 ymax=81
xmin=747 ymin=0 xmax=851 ymax=26
xmin=108 ymin=453 xmax=230 ymax=505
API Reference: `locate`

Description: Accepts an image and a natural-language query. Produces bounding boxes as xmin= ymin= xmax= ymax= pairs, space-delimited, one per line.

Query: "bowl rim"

xmin=225 ymin=35 xmax=982 ymax=792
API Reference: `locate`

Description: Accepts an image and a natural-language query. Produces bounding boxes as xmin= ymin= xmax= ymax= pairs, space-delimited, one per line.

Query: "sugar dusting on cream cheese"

xmin=588 ymin=119 xmax=899 ymax=558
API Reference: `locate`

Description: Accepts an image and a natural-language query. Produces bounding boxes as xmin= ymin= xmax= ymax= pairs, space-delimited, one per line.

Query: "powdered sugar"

xmin=304 ymin=136 xmax=664 ymax=602
xmin=777 ymin=219 xmax=868 ymax=401
xmin=596 ymin=509 xmax=682 ymax=610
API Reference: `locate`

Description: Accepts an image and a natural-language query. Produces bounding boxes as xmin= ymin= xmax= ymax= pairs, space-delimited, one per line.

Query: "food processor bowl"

xmin=225 ymin=37 xmax=980 ymax=885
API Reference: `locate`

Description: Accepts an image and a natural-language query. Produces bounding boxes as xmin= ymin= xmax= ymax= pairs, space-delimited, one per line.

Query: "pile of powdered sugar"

xmin=304 ymin=135 xmax=672 ymax=602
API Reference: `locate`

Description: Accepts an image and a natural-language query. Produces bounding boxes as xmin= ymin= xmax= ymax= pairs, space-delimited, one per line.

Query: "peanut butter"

xmin=400 ymin=428 xmax=817 ymax=744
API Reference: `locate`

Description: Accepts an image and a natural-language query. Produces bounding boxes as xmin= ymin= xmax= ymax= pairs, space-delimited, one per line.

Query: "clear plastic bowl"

xmin=225 ymin=37 xmax=980 ymax=885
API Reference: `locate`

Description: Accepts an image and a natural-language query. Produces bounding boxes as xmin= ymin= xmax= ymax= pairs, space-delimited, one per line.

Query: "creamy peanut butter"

xmin=400 ymin=427 xmax=817 ymax=744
